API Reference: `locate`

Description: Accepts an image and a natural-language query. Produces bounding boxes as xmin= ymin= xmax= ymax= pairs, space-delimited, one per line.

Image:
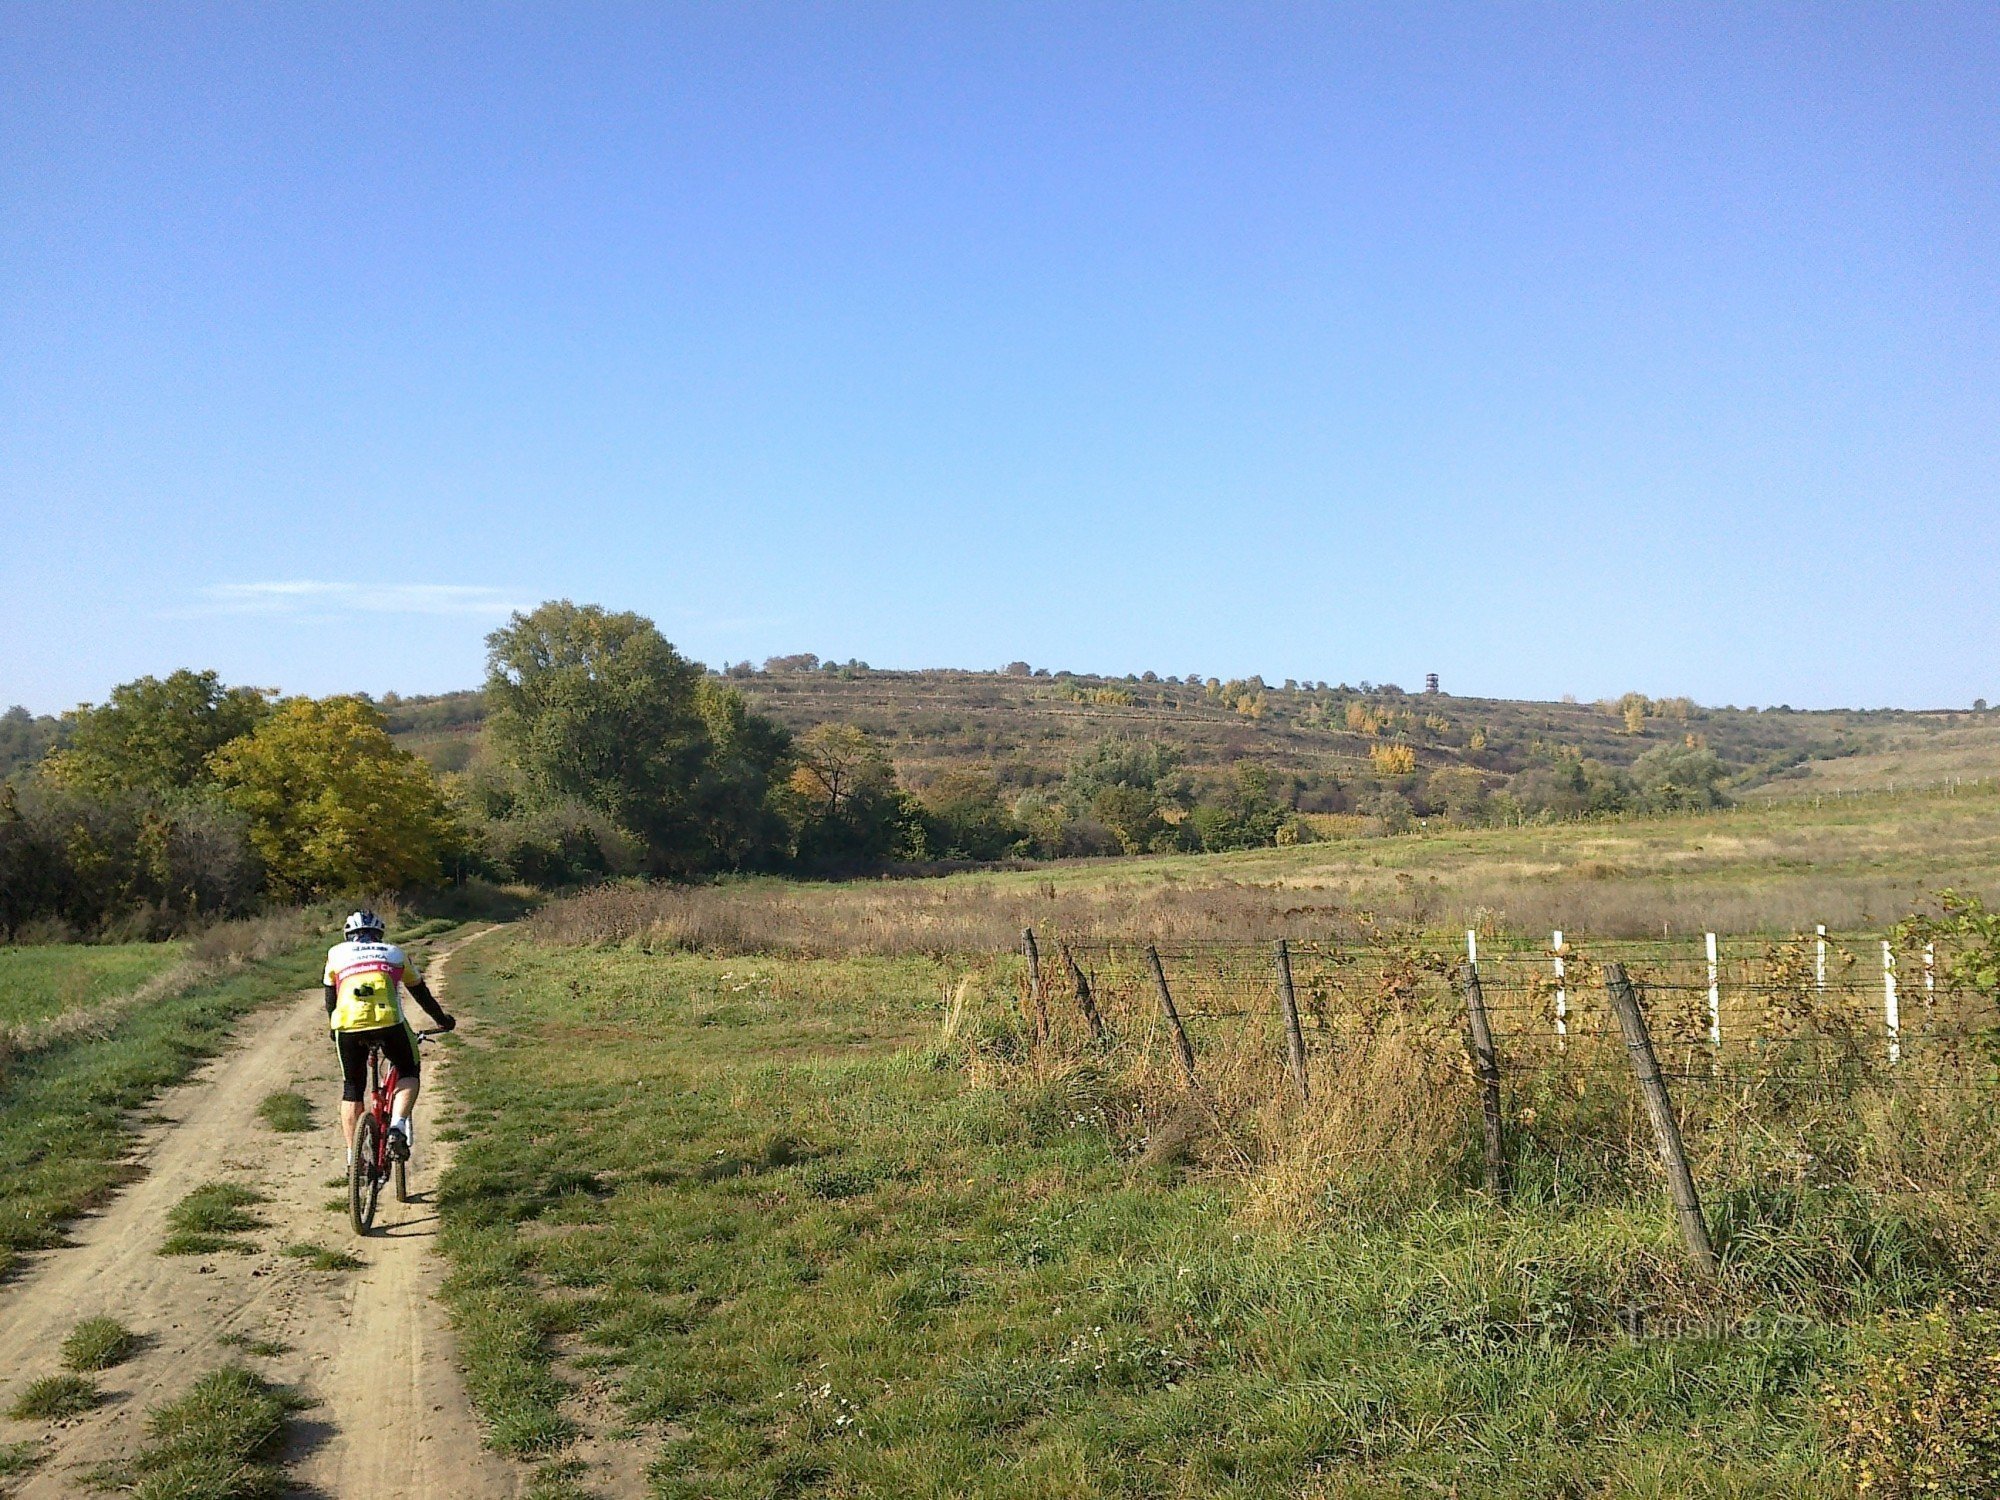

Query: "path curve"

xmin=0 ymin=926 xmax=520 ymax=1499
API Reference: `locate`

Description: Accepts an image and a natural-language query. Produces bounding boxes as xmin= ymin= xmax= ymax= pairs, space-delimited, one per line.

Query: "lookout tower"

xmin=1424 ymin=673 xmax=1440 ymax=695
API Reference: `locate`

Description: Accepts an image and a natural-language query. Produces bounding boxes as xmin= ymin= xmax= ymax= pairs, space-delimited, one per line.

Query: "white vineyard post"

xmin=1881 ymin=941 xmax=1900 ymax=1065
xmin=1815 ymin=925 xmax=1827 ymax=993
xmin=1705 ymin=932 xmax=1721 ymax=1049
xmin=1924 ymin=941 xmax=1935 ymax=1009
xmin=1551 ymin=929 xmax=1568 ymax=1043
xmin=1466 ymin=929 xmax=1478 ymax=970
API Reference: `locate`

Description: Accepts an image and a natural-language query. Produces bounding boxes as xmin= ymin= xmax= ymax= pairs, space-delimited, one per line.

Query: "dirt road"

xmin=0 ymin=928 xmax=520 ymax=1499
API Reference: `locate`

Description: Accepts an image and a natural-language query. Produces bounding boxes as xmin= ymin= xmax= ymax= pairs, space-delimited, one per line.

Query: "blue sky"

xmin=4 ymin=4 xmax=1995 ymax=714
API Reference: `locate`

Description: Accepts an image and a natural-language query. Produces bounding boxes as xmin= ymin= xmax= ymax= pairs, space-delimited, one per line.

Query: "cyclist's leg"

xmin=335 ymin=1031 xmax=372 ymax=1155
xmin=382 ymin=1022 xmax=422 ymax=1150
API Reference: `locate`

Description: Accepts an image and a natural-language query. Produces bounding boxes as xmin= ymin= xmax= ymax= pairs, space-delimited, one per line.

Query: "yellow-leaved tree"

xmin=210 ymin=696 xmax=456 ymax=899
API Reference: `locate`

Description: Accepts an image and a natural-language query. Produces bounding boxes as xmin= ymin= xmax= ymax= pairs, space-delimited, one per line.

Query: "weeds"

xmin=93 ymin=1365 xmax=306 ymax=1500
xmin=0 ymin=1440 xmax=47 ymax=1479
xmin=8 ymin=1373 xmax=100 ymax=1421
xmin=279 ymin=1242 xmax=361 ymax=1271
xmin=160 ymin=1184 xmax=266 ymax=1256
xmin=253 ymin=1091 xmax=311 ymax=1133
xmin=62 ymin=1316 xmax=141 ymax=1372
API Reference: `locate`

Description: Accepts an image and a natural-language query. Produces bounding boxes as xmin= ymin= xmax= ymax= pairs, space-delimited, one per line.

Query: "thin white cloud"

xmin=190 ymin=582 xmax=523 ymax=619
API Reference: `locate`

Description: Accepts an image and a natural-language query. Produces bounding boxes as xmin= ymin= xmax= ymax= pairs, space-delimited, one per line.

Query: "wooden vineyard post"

xmin=1060 ymin=941 xmax=1107 ymax=1042
xmin=1460 ymin=958 xmax=1508 ymax=1202
xmin=1274 ymin=940 xmax=1311 ymax=1102
xmin=1603 ymin=962 xmax=1716 ymax=1270
xmin=1146 ymin=944 xmax=1199 ymax=1089
xmin=1021 ymin=928 xmax=1049 ymax=1042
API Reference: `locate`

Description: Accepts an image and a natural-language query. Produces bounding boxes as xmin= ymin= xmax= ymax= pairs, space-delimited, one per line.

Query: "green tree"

xmin=44 ymin=670 xmax=268 ymax=797
xmin=210 ymin=697 xmax=456 ymax=899
xmin=916 ymin=768 xmax=1020 ymax=861
xmin=1630 ymin=743 xmax=1730 ymax=812
xmin=484 ymin=602 xmax=713 ymax=872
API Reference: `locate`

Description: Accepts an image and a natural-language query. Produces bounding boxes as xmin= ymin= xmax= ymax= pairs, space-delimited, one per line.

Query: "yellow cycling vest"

xmin=325 ymin=940 xmax=421 ymax=1032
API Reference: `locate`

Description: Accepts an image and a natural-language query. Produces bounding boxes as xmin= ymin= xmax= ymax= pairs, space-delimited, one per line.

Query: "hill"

xmin=379 ymin=665 xmax=1990 ymax=804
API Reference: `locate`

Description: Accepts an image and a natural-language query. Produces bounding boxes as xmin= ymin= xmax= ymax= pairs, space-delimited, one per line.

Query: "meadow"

xmin=434 ymin=786 xmax=2000 ymax=1497
xmin=0 ymin=941 xmax=184 ymax=1033
xmin=529 ymin=780 xmax=2000 ymax=955
xmin=435 ymin=927 xmax=1999 ymax=1498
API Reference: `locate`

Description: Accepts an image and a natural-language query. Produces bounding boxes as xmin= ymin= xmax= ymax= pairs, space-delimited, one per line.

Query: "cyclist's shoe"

xmin=387 ymin=1122 xmax=411 ymax=1162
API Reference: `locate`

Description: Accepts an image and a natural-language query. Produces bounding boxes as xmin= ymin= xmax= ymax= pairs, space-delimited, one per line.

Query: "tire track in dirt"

xmin=0 ymin=926 xmax=520 ymax=1499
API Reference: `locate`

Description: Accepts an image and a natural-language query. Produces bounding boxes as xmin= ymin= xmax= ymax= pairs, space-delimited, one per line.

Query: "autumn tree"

xmin=782 ymin=723 xmax=915 ymax=869
xmin=210 ymin=697 xmax=456 ymax=899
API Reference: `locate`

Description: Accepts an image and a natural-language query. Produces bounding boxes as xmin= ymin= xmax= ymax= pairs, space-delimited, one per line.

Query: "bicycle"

xmin=348 ymin=1029 xmax=440 ymax=1236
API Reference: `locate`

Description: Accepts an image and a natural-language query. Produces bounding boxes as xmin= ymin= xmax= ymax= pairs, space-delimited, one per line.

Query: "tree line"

xmin=0 ymin=600 xmax=1738 ymax=939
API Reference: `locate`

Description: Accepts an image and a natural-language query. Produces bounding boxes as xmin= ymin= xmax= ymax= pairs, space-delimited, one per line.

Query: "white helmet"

xmin=344 ymin=909 xmax=385 ymax=942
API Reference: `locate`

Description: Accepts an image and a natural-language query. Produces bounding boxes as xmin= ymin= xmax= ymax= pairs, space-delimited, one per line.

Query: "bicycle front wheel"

xmin=350 ymin=1115 xmax=382 ymax=1235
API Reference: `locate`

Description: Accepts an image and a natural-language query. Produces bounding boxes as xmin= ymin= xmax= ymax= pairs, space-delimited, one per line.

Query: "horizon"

xmin=6 ymin=7 xmax=1996 ymax=715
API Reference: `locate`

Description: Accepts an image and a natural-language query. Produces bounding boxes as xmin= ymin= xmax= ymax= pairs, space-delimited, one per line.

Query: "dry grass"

xmin=526 ymin=784 xmax=2000 ymax=955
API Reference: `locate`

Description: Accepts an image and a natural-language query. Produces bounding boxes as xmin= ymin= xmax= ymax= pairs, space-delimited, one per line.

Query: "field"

xmin=421 ymin=781 xmax=2000 ymax=1497
xmin=0 ymin=942 xmax=184 ymax=1033
xmin=530 ymin=780 xmax=2000 ymax=952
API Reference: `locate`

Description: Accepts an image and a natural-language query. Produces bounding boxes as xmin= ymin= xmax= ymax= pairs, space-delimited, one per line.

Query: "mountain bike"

xmin=348 ymin=1030 xmax=439 ymax=1235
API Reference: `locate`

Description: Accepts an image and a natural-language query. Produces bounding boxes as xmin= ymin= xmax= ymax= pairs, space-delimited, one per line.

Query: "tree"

xmin=782 ymin=724 xmax=914 ymax=870
xmin=689 ymin=680 xmax=792 ymax=870
xmin=917 ymin=768 xmax=1020 ymax=860
xmin=1630 ymin=743 xmax=1730 ymax=812
xmin=484 ymin=602 xmax=712 ymax=872
xmin=44 ymin=670 xmax=268 ymax=797
xmin=210 ymin=697 xmax=456 ymax=899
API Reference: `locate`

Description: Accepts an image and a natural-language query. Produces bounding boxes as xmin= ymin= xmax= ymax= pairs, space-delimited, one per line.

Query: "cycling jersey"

xmin=324 ymin=939 xmax=424 ymax=1032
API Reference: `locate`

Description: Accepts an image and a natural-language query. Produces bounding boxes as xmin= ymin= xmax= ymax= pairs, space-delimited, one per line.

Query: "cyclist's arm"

xmin=324 ymin=981 xmax=339 ymax=1018
xmin=407 ymin=976 xmax=453 ymax=1030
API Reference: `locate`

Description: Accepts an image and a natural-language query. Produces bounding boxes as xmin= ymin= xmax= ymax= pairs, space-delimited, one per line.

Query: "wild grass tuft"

xmin=279 ymin=1242 xmax=361 ymax=1271
xmin=95 ymin=1365 xmax=307 ymax=1500
xmin=8 ymin=1372 xmax=101 ymax=1421
xmin=160 ymin=1184 xmax=266 ymax=1256
xmin=253 ymin=1091 xmax=312 ymax=1133
xmin=62 ymin=1316 xmax=141 ymax=1372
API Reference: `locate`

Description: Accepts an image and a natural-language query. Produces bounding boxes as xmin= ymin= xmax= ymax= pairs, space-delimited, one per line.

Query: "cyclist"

xmin=325 ymin=910 xmax=455 ymax=1166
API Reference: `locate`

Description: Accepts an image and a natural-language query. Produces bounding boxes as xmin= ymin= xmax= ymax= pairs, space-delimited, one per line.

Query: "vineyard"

xmin=1010 ymin=924 xmax=2000 ymax=1290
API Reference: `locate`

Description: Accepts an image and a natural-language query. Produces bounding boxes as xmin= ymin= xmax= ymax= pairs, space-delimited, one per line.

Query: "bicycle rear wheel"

xmin=350 ymin=1115 xmax=382 ymax=1235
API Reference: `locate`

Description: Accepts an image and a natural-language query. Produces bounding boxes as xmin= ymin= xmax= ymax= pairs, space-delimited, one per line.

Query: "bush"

xmin=1824 ymin=1304 xmax=2000 ymax=1496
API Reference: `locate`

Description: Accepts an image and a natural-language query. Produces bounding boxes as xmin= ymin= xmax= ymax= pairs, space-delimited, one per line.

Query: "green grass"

xmin=215 ymin=1334 xmax=290 ymax=1359
xmin=93 ymin=1366 xmax=306 ymax=1500
xmin=159 ymin=1184 xmax=266 ymax=1257
xmin=8 ymin=1373 xmax=101 ymax=1421
xmin=435 ymin=935 xmax=1970 ymax=1497
xmin=62 ymin=1316 xmax=141 ymax=1372
xmin=0 ymin=942 xmax=184 ymax=1032
xmin=0 ymin=1439 xmax=48 ymax=1479
xmin=279 ymin=1242 xmax=361 ymax=1271
xmin=0 ymin=942 xmax=323 ymax=1279
xmin=253 ymin=1090 xmax=312 ymax=1133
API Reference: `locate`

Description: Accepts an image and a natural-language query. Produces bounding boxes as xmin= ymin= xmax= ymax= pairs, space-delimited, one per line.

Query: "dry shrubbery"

xmin=525 ymin=862 xmax=1981 ymax=959
xmin=526 ymin=877 xmax=1367 ymax=956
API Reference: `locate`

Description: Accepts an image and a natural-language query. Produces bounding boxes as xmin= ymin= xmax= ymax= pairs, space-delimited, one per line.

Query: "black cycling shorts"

xmin=335 ymin=1024 xmax=419 ymax=1102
